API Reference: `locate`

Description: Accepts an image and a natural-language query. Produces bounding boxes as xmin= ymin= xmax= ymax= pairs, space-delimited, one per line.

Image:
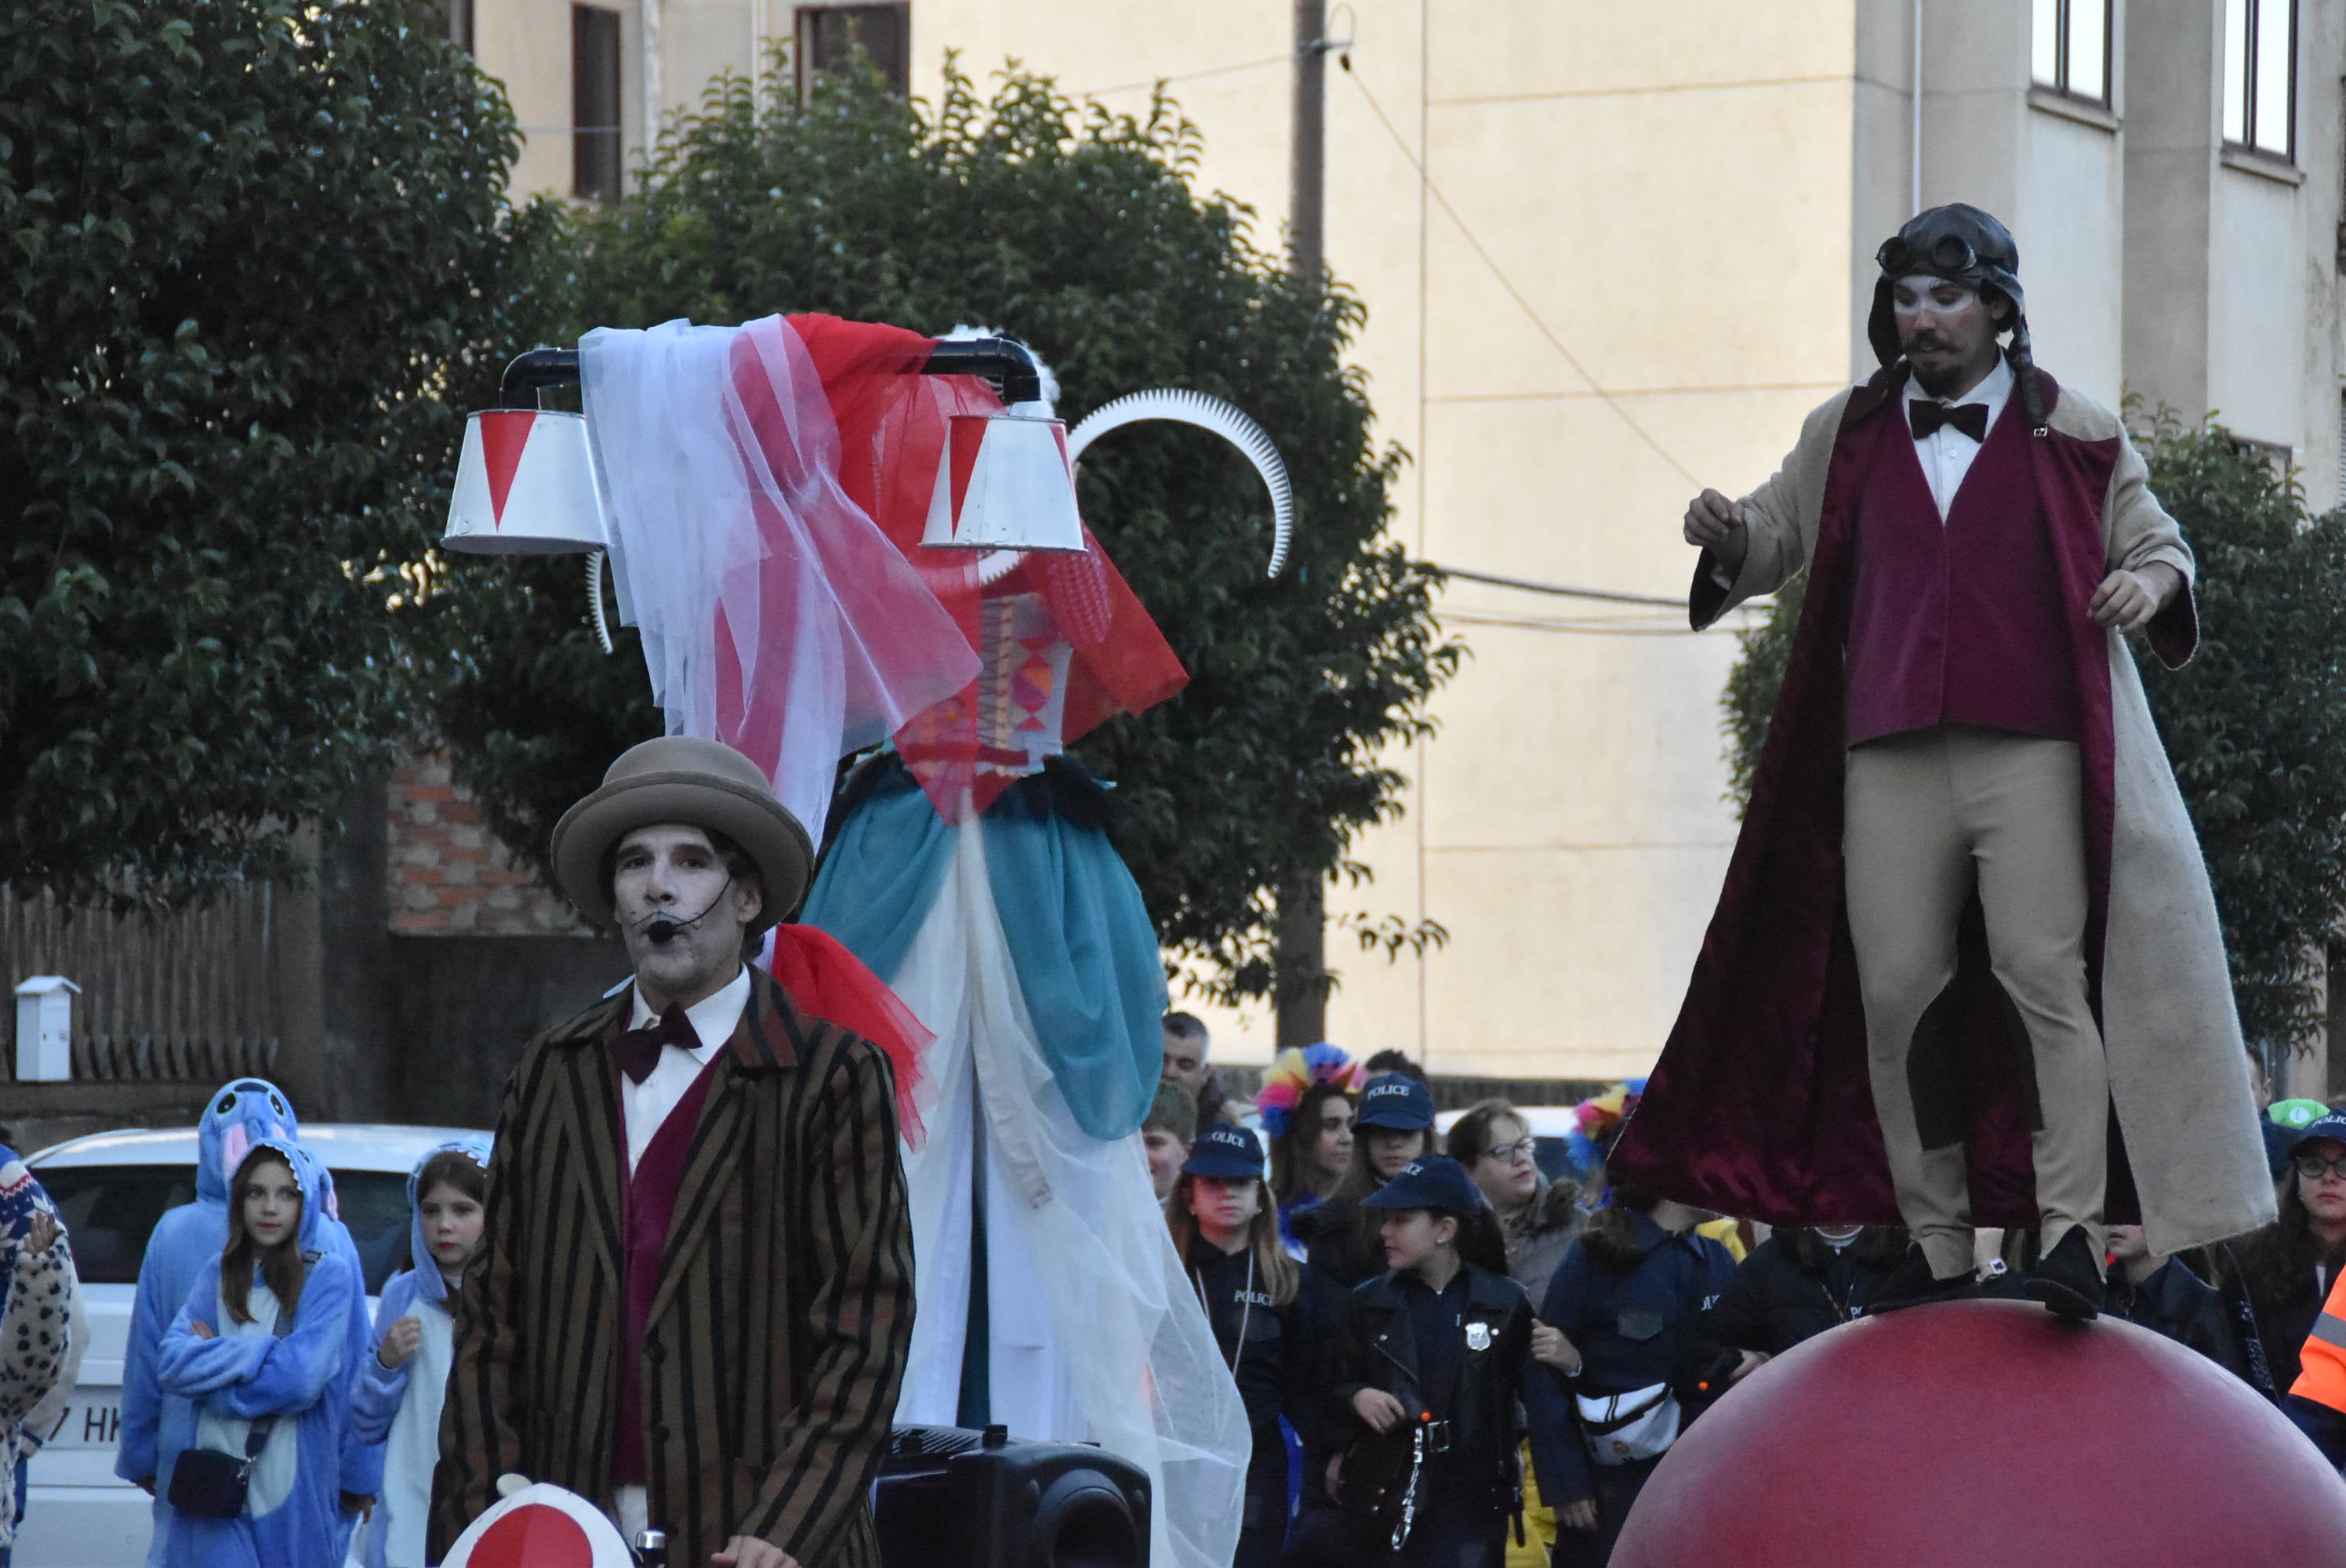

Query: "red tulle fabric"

xmin=767 ymin=924 xmax=932 ymax=1149
xmin=788 ymin=314 xmax=1189 ymax=821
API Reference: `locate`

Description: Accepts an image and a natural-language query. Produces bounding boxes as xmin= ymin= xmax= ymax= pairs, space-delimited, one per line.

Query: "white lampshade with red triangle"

xmin=442 ymin=408 xmax=612 ymax=555
xmin=438 ymin=1480 xmax=634 ymax=1568
xmin=919 ymin=412 xmax=1088 ymax=554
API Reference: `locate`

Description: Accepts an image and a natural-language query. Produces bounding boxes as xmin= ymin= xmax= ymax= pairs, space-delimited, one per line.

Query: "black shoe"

xmin=2022 ymin=1226 xmax=2104 ymax=1323
xmin=1872 ymin=1247 xmax=1974 ymax=1312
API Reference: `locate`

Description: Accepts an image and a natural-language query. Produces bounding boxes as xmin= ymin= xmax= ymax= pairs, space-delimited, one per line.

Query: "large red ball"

xmin=1615 ymin=1299 xmax=2346 ymax=1566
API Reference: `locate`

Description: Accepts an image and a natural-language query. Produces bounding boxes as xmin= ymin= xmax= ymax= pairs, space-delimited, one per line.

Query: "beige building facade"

xmin=463 ymin=0 xmax=2344 ymax=1080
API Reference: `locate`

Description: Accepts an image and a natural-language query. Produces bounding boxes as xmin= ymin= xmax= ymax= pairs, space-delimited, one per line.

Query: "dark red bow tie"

xmin=614 ymin=1004 xmax=699 ymax=1085
xmin=1909 ymin=400 xmax=1989 ymax=442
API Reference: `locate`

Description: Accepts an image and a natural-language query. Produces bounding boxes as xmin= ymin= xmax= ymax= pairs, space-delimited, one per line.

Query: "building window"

xmin=572 ymin=5 xmax=623 ymax=203
xmin=2030 ymin=0 xmax=2110 ymax=105
xmin=795 ymin=4 xmax=912 ymax=99
xmin=441 ymin=0 xmax=474 ymax=53
xmin=2224 ymin=0 xmax=2297 ymax=159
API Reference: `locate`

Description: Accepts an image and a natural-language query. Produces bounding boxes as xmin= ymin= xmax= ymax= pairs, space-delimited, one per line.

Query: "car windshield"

xmin=36 ymin=1164 xmax=416 ymax=1294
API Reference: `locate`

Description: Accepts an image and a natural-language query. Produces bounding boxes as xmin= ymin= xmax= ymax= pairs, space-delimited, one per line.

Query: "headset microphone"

xmin=636 ymin=875 xmax=734 ymax=947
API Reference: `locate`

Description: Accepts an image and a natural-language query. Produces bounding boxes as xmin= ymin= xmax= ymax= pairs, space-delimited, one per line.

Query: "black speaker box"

xmin=873 ymin=1424 xmax=1151 ymax=1568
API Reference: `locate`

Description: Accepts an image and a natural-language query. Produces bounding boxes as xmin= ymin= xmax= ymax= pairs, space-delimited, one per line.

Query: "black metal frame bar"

xmin=496 ymin=336 xmax=1044 ymax=408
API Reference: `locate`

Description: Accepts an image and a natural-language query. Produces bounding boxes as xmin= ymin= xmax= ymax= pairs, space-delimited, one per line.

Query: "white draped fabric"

xmin=890 ymin=818 xmax=1248 ymax=1568
xmin=579 ymin=316 xmax=975 ymax=844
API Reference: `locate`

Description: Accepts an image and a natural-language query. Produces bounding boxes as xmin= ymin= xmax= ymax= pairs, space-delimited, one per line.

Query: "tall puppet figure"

xmin=1611 ymin=205 xmax=2273 ymax=1319
xmin=551 ymin=314 xmax=1256 ymax=1568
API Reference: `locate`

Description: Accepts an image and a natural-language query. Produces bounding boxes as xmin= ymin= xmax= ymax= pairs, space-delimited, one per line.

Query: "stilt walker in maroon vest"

xmin=1608 ymin=205 xmax=2275 ymax=1321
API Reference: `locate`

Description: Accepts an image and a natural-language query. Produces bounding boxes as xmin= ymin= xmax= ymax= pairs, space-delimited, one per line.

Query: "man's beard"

xmin=1906 ymin=336 xmax=1993 ymax=399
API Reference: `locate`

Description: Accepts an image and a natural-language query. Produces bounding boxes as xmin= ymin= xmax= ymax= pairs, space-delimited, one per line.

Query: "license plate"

xmin=39 ymin=1395 xmax=124 ymax=1450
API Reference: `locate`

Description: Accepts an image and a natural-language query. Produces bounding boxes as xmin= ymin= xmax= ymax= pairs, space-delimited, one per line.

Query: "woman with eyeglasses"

xmin=2221 ymin=1111 xmax=2346 ymax=1397
xmin=1447 ymin=1101 xmax=1586 ymax=1308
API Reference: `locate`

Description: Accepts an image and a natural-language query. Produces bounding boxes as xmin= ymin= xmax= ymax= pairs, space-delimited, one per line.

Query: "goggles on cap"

xmin=1877 ymin=231 xmax=1985 ymax=280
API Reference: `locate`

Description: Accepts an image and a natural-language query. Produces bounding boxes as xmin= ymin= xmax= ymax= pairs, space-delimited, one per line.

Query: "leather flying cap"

xmin=1182 ymin=1120 xmax=1267 ymax=1180
xmin=1866 ymin=203 xmax=2027 ymax=368
xmin=1362 ymin=1153 xmax=1487 ymax=1215
xmin=1356 ymin=1073 xmax=1436 ymax=1131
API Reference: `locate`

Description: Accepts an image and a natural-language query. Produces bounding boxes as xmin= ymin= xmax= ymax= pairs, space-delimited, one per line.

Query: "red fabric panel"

xmin=766 ymin=925 xmax=932 ymax=1148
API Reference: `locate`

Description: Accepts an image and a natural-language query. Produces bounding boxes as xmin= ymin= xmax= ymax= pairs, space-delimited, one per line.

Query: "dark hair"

xmin=1144 ymin=1082 xmax=1198 ymax=1145
xmin=222 ymin=1147 xmax=307 ymax=1327
xmin=1579 ymin=1183 xmax=1664 ymax=1273
xmin=1360 ymin=1049 xmax=1427 ymax=1084
xmin=1327 ymin=1120 xmax=1436 ymax=1268
xmin=2226 ymin=1167 xmax=2346 ymax=1334
xmin=1163 ymin=1011 xmax=1209 ymax=1044
xmin=1380 ymin=1203 xmax=1508 ymax=1276
xmin=1269 ymin=1080 xmax=1356 ymax=1207
xmin=409 ymin=1149 xmax=488 ymax=1272
xmin=598 ymin=825 xmax=764 ymax=909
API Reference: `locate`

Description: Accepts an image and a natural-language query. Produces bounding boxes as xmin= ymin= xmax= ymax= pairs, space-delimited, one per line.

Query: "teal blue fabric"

xmin=806 ymin=760 xmax=1165 ymax=1140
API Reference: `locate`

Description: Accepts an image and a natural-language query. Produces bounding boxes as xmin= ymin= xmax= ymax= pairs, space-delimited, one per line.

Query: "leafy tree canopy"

xmin=1721 ymin=414 xmax=2346 ymax=1047
xmin=0 ymin=0 xmax=532 ymax=908
xmin=427 ymin=56 xmax=1459 ymax=1005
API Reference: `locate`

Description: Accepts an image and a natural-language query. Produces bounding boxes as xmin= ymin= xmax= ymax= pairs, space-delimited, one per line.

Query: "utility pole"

xmin=1276 ymin=0 xmax=1331 ymax=1048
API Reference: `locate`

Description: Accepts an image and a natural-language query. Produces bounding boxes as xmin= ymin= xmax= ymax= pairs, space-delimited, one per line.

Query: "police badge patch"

xmin=1465 ymin=1321 xmax=1492 ymax=1352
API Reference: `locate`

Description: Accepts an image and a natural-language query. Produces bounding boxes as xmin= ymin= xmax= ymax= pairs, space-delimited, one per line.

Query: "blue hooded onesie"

xmin=154 ymin=1138 xmax=357 ymax=1568
xmin=348 ymin=1137 xmax=490 ymax=1568
xmin=115 ymin=1080 xmax=380 ymax=1561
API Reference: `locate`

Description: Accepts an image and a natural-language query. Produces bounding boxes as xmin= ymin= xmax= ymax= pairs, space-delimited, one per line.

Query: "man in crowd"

xmin=1615 ymin=203 xmax=2271 ymax=1321
xmin=1163 ymin=1012 xmax=1225 ymax=1129
xmin=431 ymin=737 xmax=914 ymax=1568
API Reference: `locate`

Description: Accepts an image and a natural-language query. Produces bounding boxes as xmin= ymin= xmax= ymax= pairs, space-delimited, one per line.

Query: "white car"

xmin=13 ymin=1123 xmax=488 ymax=1568
xmin=1431 ymin=1102 xmax=1587 ymax=1184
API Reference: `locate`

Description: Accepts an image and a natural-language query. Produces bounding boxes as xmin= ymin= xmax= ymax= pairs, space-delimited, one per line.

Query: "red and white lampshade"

xmin=920 ymin=412 xmax=1088 ymax=554
xmin=439 ymin=1480 xmax=635 ymax=1568
xmin=442 ymin=408 xmax=611 ymax=555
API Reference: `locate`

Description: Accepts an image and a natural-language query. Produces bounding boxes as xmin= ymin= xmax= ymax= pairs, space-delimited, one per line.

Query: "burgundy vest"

xmin=1845 ymin=404 xmax=2081 ymax=746
xmin=610 ymin=1049 xmax=722 ymax=1485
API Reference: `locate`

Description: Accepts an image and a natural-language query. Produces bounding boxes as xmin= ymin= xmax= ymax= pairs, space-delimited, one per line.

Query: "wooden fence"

xmin=2 ymin=886 xmax=286 ymax=1083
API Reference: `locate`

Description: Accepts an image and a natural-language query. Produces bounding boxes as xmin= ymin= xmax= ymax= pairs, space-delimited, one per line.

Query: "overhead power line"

xmin=1433 ymin=565 xmax=1687 ymax=608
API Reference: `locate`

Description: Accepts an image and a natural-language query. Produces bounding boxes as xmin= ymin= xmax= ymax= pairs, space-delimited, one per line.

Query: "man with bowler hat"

xmin=1612 ymin=204 xmax=2272 ymax=1322
xmin=431 ymin=737 xmax=916 ymax=1568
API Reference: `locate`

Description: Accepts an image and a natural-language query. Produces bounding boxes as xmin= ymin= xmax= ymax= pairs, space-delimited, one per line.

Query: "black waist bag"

xmin=167 ymin=1285 xmax=299 ymax=1519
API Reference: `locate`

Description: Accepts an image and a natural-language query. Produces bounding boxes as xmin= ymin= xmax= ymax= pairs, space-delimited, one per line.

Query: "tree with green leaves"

xmin=426 ymin=56 xmax=1458 ymax=1014
xmin=1720 ymin=415 xmax=2346 ymax=1047
xmin=0 ymin=0 xmax=533 ymax=909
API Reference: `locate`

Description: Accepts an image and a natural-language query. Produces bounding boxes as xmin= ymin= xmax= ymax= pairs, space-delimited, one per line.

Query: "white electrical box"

xmin=13 ymin=976 xmax=78 ymax=1083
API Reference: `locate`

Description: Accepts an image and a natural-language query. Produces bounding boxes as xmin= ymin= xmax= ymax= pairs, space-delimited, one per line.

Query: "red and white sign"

xmin=439 ymin=1482 xmax=635 ymax=1568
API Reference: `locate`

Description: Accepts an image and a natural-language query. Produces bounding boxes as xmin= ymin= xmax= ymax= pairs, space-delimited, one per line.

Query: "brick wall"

xmin=387 ymin=754 xmax=588 ymax=935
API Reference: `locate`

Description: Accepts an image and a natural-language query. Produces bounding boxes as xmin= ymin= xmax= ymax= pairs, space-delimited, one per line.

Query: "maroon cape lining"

xmin=1610 ymin=367 xmax=2156 ymax=1229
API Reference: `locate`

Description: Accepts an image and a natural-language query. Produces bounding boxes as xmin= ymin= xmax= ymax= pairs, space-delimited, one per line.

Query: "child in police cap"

xmin=1320 ymin=1156 xmax=1574 ymax=1567
xmin=1167 ymin=1123 xmax=1314 ymax=1568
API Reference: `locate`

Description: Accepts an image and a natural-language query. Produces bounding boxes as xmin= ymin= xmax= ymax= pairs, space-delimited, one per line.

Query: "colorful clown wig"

xmin=1563 ymin=1078 xmax=1647 ymax=1181
xmin=1255 ymin=1043 xmax=1367 ymax=1142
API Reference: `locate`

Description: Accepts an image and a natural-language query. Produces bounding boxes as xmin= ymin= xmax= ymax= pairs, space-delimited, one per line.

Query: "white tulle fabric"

xmin=579 ymin=316 xmax=976 ymax=843
xmin=889 ymin=818 xmax=1248 ymax=1568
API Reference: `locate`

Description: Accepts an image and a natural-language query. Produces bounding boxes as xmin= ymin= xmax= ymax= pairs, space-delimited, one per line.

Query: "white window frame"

xmin=2223 ymin=0 xmax=2298 ymax=162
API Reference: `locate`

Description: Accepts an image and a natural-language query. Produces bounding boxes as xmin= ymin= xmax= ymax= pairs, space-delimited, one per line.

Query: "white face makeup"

xmin=612 ymin=823 xmax=761 ymax=1004
xmin=1890 ymin=274 xmax=2006 ymax=398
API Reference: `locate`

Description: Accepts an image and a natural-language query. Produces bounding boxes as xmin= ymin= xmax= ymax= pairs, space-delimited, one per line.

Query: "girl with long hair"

xmin=2220 ymin=1113 xmax=2346 ymax=1396
xmin=156 ymin=1138 xmax=358 ymax=1568
xmin=1306 ymin=1074 xmax=1442 ymax=1298
xmin=350 ymin=1138 xmax=492 ymax=1568
xmin=1320 ymin=1156 xmax=1567 ymax=1567
xmin=1258 ymin=1044 xmax=1367 ymax=1256
xmin=1165 ymin=1124 xmax=1310 ymax=1568
xmin=1530 ymin=1185 xmax=1734 ymax=1568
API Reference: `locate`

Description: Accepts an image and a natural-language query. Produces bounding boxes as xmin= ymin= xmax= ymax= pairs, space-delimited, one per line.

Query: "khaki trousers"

xmin=1843 ymin=727 xmax=2108 ymax=1279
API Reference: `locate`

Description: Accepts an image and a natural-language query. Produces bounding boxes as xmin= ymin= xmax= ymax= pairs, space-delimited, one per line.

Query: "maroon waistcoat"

xmin=1844 ymin=404 xmax=2081 ymax=746
xmin=611 ymin=1050 xmax=723 ymax=1486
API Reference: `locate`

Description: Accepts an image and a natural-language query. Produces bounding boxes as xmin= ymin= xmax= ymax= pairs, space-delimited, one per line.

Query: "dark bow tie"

xmin=1909 ymin=400 xmax=1989 ymax=442
xmin=614 ymin=1004 xmax=699 ymax=1085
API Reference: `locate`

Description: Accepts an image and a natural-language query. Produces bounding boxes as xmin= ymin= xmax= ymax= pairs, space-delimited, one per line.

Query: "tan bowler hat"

xmin=549 ymin=737 xmax=812 ymax=935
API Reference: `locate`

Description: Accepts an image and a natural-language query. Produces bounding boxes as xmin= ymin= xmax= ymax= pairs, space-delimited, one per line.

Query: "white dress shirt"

xmin=620 ymin=964 xmax=750 ymax=1172
xmin=1904 ymin=354 xmax=2014 ymax=520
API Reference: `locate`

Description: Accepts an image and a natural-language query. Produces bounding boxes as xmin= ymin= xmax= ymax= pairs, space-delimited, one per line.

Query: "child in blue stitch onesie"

xmin=350 ymin=1138 xmax=490 ymax=1568
xmin=157 ymin=1138 xmax=356 ymax=1568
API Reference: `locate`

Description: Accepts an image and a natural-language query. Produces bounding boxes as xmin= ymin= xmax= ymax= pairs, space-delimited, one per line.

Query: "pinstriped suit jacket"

xmin=428 ymin=965 xmax=914 ymax=1567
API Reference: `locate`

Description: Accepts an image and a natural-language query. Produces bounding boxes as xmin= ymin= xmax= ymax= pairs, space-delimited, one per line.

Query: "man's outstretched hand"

xmin=712 ymin=1537 xmax=798 ymax=1568
xmin=1683 ymin=488 xmax=1749 ymax=575
xmin=2089 ymin=563 xmax=2183 ymax=633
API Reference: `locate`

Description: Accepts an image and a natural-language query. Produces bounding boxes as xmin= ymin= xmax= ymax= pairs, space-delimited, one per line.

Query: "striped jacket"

xmin=428 ymin=965 xmax=915 ymax=1567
